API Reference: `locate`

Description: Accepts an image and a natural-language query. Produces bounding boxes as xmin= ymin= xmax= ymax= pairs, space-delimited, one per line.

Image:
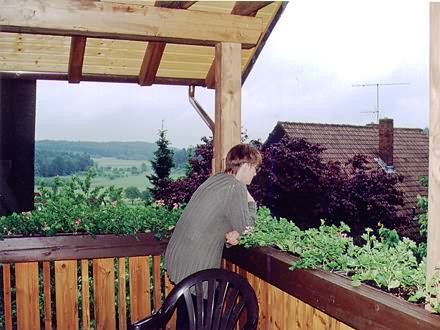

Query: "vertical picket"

xmin=55 ymin=260 xmax=78 ymax=330
xmin=15 ymin=262 xmax=40 ymax=330
xmin=129 ymin=256 xmax=151 ymax=323
xmin=2 ymin=263 xmax=13 ymax=330
xmin=93 ymin=258 xmax=116 ymax=330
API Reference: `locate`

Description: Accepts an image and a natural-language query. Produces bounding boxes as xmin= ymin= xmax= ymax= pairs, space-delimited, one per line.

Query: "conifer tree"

xmin=148 ymin=128 xmax=175 ymax=196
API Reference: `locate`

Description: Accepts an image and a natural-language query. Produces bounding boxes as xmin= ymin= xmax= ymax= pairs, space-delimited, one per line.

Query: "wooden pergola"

xmin=0 ymin=0 xmax=439 ymax=324
xmin=0 ymin=0 xmax=286 ymax=204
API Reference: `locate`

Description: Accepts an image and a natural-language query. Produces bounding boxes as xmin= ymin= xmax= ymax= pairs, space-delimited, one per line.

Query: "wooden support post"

xmin=213 ymin=42 xmax=242 ymax=173
xmin=0 ymin=79 xmax=36 ymax=216
xmin=428 ymin=2 xmax=440 ymax=310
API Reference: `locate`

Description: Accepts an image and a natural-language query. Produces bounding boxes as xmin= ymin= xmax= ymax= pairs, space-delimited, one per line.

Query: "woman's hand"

xmin=225 ymin=230 xmax=240 ymax=246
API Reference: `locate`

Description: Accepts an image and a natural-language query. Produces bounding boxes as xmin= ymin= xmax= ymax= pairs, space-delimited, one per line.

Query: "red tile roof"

xmin=267 ymin=121 xmax=429 ymax=239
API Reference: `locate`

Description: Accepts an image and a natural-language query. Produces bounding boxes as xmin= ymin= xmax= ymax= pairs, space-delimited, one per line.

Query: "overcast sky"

xmin=36 ymin=0 xmax=429 ymax=148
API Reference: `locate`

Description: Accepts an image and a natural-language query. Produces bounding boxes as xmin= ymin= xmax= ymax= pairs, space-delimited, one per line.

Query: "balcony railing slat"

xmin=153 ymin=255 xmax=162 ymax=311
xmin=128 ymin=256 xmax=151 ymax=323
xmin=164 ymin=273 xmax=176 ymax=330
xmin=15 ymin=262 xmax=40 ymax=330
xmin=42 ymin=261 xmax=52 ymax=330
xmin=118 ymin=257 xmax=127 ymax=330
xmin=55 ymin=260 xmax=79 ymax=330
xmin=93 ymin=258 xmax=116 ymax=330
xmin=81 ymin=259 xmax=91 ymax=330
xmin=2 ymin=263 xmax=13 ymax=330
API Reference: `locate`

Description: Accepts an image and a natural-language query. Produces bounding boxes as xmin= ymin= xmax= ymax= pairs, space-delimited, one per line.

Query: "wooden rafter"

xmin=0 ymin=71 xmax=206 ymax=86
xmin=0 ymin=0 xmax=262 ymax=48
xmin=138 ymin=1 xmax=196 ymax=86
xmin=68 ymin=36 xmax=86 ymax=83
xmin=205 ymin=1 xmax=272 ymax=89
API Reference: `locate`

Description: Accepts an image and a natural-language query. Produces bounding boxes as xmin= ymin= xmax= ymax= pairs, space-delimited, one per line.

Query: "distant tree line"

xmin=36 ymin=140 xmax=188 ymax=166
xmin=36 ymin=140 xmax=157 ymax=160
xmin=35 ymin=150 xmax=94 ymax=177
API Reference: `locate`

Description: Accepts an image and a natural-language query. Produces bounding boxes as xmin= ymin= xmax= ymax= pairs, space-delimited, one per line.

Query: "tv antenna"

xmin=352 ymin=82 xmax=409 ymax=123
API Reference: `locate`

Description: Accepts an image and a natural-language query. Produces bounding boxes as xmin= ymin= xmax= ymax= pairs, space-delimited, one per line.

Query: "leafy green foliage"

xmin=250 ymin=137 xmax=406 ymax=242
xmin=0 ymin=172 xmax=182 ymax=239
xmin=240 ymin=208 xmax=439 ymax=313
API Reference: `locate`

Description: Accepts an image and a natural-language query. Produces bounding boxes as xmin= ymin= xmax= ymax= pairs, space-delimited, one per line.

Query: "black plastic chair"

xmin=129 ymin=268 xmax=259 ymax=330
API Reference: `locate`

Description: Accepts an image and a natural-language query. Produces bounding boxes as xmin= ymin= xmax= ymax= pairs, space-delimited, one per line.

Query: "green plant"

xmin=0 ymin=172 xmax=182 ymax=240
xmin=239 ymin=208 xmax=439 ymax=313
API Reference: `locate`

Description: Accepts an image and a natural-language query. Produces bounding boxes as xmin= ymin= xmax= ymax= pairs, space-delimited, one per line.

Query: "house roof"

xmin=267 ymin=121 xmax=429 ymax=237
xmin=0 ymin=1 xmax=286 ymax=87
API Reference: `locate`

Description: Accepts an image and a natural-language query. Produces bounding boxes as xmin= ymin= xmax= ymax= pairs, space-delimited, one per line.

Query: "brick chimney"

xmin=379 ymin=118 xmax=394 ymax=166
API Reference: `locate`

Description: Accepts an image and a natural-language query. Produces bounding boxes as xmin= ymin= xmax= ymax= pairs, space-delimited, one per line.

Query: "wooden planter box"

xmin=223 ymin=246 xmax=440 ymax=330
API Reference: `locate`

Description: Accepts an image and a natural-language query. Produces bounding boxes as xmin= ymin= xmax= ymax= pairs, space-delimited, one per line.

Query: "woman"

xmin=164 ymin=143 xmax=261 ymax=327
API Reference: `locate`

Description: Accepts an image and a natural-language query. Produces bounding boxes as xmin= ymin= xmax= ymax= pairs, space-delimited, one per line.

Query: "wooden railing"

xmin=223 ymin=246 xmax=440 ymax=330
xmin=0 ymin=233 xmax=175 ymax=330
xmin=2 ymin=234 xmax=440 ymax=330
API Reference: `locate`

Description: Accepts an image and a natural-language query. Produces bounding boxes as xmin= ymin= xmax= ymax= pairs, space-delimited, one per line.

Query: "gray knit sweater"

xmin=165 ymin=172 xmax=256 ymax=284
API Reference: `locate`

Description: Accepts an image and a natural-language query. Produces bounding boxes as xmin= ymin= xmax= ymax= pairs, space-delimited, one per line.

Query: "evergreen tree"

xmin=148 ymin=128 xmax=175 ymax=197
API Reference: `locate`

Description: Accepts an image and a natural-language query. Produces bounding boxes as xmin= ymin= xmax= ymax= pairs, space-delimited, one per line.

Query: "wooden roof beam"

xmin=68 ymin=36 xmax=86 ymax=83
xmin=138 ymin=1 xmax=196 ymax=86
xmin=205 ymin=1 xmax=272 ymax=89
xmin=0 ymin=0 xmax=262 ymax=48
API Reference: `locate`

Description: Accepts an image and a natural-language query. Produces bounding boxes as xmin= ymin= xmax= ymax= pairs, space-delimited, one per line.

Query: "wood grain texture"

xmin=15 ymin=262 xmax=40 ymax=330
xmin=68 ymin=36 xmax=86 ymax=83
xmin=2 ymin=263 xmax=13 ymax=330
xmin=55 ymin=260 xmax=78 ymax=330
xmin=153 ymin=255 xmax=162 ymax=311
xmin=138 ymin=1 xmax=196 ymax=86
xmin=213 ymin=42 xmax=241 ymax=173
xmin=0 ymin=233 xmax=167 ymax=263
xmin=129 ymin=256 xmax=151 ymax=323
xmin=164 ymin=273 xmax=176 ymax=330
xmin=43 ymin=261 xmax=52 ymax=330
xmin=93 ymin=258 xmax=116 ymax=330
xmin=0 ymin=0 xmax=262 ymax=48
xmin=205 ymin=1 xmax=272 ymax=89
xmin=224 ymin=246 xmax=439 ymax=329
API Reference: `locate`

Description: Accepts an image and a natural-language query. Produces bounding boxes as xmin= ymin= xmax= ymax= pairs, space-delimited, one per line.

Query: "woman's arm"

xmin=227 ymin=183 xmax=256 ymax=234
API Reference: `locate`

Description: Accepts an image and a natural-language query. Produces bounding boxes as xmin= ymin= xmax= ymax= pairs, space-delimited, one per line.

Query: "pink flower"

xmin=75 ymin=218 xmax=81 ymax=225
xmin=172 ymin=203 xmax=179 ymax=209
xmin=155 ymin=199 xmax=165 ymax=207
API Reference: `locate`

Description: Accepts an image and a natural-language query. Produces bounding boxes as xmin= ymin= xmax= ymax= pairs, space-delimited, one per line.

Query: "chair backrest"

xmin=130 ymin=268 xmax=259 ymax=330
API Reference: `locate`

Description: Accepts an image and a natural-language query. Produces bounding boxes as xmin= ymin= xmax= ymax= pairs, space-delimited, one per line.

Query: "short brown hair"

xmin=225 ymin=143 xmax=262 ymax=175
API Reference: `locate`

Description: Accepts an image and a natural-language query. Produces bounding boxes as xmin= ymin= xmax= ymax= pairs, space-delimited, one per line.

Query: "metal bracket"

xmin=188 ymin=85 xmax=215 ymax=133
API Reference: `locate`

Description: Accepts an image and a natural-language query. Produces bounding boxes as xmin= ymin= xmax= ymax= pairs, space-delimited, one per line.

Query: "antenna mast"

xmin=352 ymin=82 xmax=409 ymax=122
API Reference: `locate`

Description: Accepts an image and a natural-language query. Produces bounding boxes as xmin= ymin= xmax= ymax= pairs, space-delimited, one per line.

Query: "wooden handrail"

xmin=0 ymin=233 xmax=167 ymax=263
